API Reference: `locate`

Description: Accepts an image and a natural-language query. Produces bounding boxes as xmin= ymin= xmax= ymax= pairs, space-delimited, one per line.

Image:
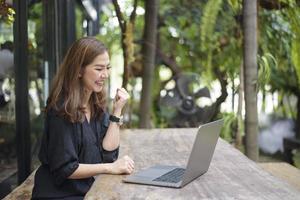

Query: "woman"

xmin=32 ymin=37 xmax=134 ymax=199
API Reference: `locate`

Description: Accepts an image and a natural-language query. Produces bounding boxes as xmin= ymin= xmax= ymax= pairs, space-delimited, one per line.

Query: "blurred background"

xmin=0 ymin=0 xmax=300 ymax=197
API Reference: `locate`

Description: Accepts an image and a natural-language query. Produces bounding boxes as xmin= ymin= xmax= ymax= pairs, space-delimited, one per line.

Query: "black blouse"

xmin=32 ymin=109 xmax=119 ymax=199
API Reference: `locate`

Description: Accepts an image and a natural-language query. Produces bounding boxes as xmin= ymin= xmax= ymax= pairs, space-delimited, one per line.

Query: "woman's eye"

xmin=95 ymin=66 xmax=111 ymax=71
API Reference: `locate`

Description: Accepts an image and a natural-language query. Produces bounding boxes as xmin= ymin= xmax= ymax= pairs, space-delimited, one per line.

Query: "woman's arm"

xmin=68 ymin=155 xmax=134 ymax=179
xmin=102 ymin=88 xmax=129 ymax=151
xmin=102 ymin=108 xmax=121 ymax=151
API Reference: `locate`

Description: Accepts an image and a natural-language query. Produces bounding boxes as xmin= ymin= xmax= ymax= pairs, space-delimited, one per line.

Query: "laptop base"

xmin=123 ymin=165 xmax=183 ymax=188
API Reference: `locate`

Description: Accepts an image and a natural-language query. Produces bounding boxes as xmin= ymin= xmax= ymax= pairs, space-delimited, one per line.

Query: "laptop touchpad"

xmin=135 ymin=165 xmax=176 ymax=178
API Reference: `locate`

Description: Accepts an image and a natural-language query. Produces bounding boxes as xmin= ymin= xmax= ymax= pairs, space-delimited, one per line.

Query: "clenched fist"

xmin=112 ymin=88 xmax=130 ymax=116
xmin=110 ymin=155 xmax=134 ymax=174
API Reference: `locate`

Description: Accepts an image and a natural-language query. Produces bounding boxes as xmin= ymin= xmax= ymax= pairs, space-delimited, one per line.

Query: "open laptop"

xmin=123 ymin=119 xmax=224 ymax=188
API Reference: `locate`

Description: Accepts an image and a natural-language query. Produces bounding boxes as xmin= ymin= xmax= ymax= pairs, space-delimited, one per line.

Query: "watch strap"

xmin=109 ymin=114 xmax=123 ymax=125
xmin=109 ymin=115 xmax=121 ymax=122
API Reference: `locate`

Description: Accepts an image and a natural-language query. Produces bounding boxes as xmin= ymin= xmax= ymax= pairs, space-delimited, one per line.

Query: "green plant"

xmin=220 ymin=112 xmax=238 ymax=142
xmin=0 ymin=0 xmax=15 ymax=24
xmin=200 ymin=0 xmax=223 ymax=72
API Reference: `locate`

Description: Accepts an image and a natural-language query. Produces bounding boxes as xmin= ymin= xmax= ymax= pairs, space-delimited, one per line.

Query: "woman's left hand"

xmin=112 ymin=88 xmax=130 ymax=115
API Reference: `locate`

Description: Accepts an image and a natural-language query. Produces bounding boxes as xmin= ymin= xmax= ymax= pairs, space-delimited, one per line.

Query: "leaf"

xmin=258 ymin=53 xmax=275 ymax=89
xmin=227 ymin=0 xmax=242 ymax=14
xmin=220 ymin=112 xmax=237 ymax=142
xmin=200 ymin=0 xmax=223 ymax=70
xmin=288 ymin=8 xmax=300 ymax=87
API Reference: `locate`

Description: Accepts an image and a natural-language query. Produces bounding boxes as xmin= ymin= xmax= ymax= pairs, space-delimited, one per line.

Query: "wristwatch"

xmin=109 ymin=114 xmax=124 ymax=126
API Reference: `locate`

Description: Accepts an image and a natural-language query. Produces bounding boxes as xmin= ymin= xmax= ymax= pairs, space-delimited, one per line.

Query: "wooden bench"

xmin=258 ymin=162 xmax=300 ymax=191
xmin=4 ymin=163 xmax=300 ymax=200
xmin=86 ymin=129 xmax=300 ymax=199
xmin=3 ymin=170 xmax=35 ymax=200
xmin=3 ymin=129 xmax=300 ymax=199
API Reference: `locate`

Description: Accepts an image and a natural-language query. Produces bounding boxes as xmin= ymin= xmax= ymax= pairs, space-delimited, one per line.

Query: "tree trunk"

xmin=139 ymin=0 xmax=159 ymax=128
xmin=296 ymin=96 xmax=300 ymax=139
xmin=121 ymin=32 xmax=130 ymax=88
xmin=231 ymin=76 xmax=235 ymax=111
xmin=236 ymin=63 xmax=244 ymax=148
xmin=112 ymin=0 xmax=137 ymax=90
xmin=243 ymin=0 xmax=259 ymax=161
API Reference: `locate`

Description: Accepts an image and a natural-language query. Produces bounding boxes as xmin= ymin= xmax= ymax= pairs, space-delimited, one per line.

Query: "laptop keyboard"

xmin=153 ymin=168 xmax=185 ymax=183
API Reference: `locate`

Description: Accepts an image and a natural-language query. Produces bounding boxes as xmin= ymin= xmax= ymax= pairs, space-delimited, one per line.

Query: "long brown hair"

xmin=46 ymin=37 xmax=108 ymax=122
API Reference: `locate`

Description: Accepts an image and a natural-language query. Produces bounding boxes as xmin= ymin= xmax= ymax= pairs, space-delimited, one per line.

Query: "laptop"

xmin=123 ymin=119 xmax=224 ymax=188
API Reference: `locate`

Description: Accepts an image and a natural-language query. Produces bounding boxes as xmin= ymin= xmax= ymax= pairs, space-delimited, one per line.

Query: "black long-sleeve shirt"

xmin=32 ymin=109 xmax=119 ymax=199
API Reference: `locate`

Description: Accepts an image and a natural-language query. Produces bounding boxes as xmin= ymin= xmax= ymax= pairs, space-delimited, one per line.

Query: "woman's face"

xmin=81 ymin=51 xmax=111 ymax=94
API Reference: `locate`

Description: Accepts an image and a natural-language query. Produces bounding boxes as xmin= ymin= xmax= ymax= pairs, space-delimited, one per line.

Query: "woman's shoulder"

xmin=45 ymin=107 xmax=73 ymax=125
xmin=44 ymin=109 xmax=78 ymax=135
xmin=45 ymin=97 xmax=65 ymax=116
xmin=45 ymin=96 xmax=64 ymax=113
xmin=46 ymin=107 xmax=61 ymax=117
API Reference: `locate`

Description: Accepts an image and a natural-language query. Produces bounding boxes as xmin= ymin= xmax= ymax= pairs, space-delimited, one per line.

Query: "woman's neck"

xmin=83 ymin=90 xmax=92 ymax=122
xmin=85 ymin=105 xmax=91 ymax=123
xmin=82 ymin=89 xmax=92 ymax=107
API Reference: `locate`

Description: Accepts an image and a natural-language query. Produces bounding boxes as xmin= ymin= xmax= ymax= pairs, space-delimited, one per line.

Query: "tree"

xmin=243 ymin=0 xmax=258 ymax=161
xmin=139 ymin=0 xmax=159 ymax=128
xmin=288 ymin=7 xmax=300 ymax=139
xmin=112 ymin=0 xmax=138 ymax=89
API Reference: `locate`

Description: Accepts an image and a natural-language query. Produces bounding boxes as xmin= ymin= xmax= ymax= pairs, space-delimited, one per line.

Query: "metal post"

xmin=43 ymin=0 xmax=58 ymax=83
xmin=59 ymin=0 xmax=76 ymax=57
xmin=13 ymin=0 xmax=31 ymax=184
xmin=43 ymin=0 xmax=76 ymax=84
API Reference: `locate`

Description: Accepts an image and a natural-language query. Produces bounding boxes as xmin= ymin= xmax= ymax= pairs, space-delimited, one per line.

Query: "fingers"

xmin=111 ymin=156 xmax=134 ymax=175
xmin=116 ymin=88 xmax=129 ymax=100
xmin=113 ymin=88 xmax=130 ymax=112
xmin=123 ymin=155 xmax=134 ymax=174
xmin=117 ymin=88 xmax=129 ymax=98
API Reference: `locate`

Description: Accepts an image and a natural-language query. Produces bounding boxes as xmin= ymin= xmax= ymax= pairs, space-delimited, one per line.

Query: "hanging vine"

xmin=112 ymin=0 xmax=138 ymax=89
xmin=288 ymin=8 xmax=300 ymax=87
xmin=0 ymin=0 xmax=15 ymax=24
xmin=124 ymin=21 xmax=135 ymax=64
xmin=200 ymin=0 xmax=223 ymax=72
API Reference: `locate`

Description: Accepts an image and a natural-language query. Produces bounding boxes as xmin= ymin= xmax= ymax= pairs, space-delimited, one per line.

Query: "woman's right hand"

xmin=109 ymin=155 xmax=134 ymax=174
xmin=112 ymin=88 xmax=130 ymax=116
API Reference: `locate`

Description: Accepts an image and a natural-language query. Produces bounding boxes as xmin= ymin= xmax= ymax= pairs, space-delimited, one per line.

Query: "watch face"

xmin=109 ymin=115 xmax=124 ymax=125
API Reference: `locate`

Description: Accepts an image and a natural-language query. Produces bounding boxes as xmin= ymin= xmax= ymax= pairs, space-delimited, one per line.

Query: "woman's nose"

xmin=101 ymin=68 xmax=109 ymax=78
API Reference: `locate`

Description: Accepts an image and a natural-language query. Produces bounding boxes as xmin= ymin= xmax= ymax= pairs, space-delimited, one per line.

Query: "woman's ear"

xmin=78 ymin=68 xmax=84 ymax=78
